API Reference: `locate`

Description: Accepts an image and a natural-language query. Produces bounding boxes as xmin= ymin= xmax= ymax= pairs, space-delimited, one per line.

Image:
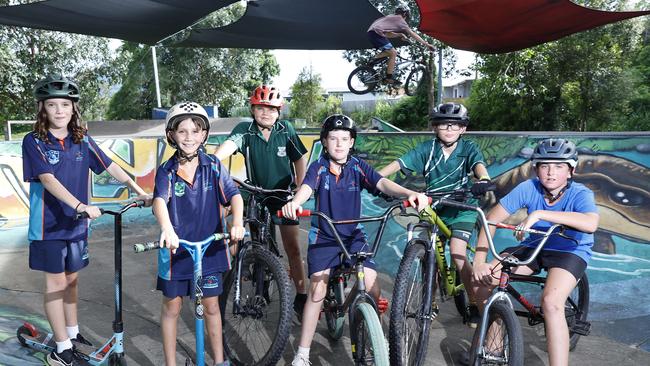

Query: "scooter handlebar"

xmin=133 ymin=241 xmax=160 ymax=253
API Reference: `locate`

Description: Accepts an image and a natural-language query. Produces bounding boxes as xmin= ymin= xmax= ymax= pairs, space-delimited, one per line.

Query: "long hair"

xmin=33 ymin=101 xmax=86 ymax=144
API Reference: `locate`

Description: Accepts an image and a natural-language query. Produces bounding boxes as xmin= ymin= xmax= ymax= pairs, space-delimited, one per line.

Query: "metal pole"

xmin=436 ymin=47 xmax=443 ymax=106
xmin=151 ymin=46 xmax=162 ymax=108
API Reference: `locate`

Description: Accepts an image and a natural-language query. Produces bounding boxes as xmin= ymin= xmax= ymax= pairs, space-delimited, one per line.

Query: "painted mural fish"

xmin=487 ymin=154 xmax=650 ymax=254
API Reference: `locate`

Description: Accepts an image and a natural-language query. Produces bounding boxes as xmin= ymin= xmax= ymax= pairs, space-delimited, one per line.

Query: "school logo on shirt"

xmin=277 ymin=146 xmax=287 ymax=157
xmin=174 ymin=182 xmax=186 ymax=197
xmin=203 ymin=275 xmax=220 ymax=289
xmin=45 ymin=150 xmax=60 ymax=165
xmin=75 ymin=151 xmax=84 ymax=161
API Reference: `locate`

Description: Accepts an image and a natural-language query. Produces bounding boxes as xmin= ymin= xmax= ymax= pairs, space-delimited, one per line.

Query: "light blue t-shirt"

xmin=499 ymin=179 xmax=598 ymax=263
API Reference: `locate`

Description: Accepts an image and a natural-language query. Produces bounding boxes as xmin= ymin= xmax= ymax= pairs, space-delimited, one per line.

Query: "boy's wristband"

xmin=75 ymin=202 xmax=83 ymax=212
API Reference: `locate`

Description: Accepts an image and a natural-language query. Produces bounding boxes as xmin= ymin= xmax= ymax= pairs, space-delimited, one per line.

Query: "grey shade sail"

xmin=174 ymin=0 xmax=396 ymax=50
xmin=0 ymin=0 xmax=238 ymax=45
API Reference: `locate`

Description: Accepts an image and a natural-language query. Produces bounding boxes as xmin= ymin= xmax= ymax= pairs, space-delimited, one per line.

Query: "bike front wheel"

xmin=404 ymin=66 xmax=426 ymax=96
xmin=220 ymin=246 xmax=291 ymax=366
xmin=348 ymin=65 xmax=381 ymax=94
xmin=351 ymin=302 xmax=389 ymax=366
xmin=389 ymin=240 xmax=433 ymax=366
xmin=469 ymin=301 xmax=524 ymax=366
xmin=565 ymin=273 xmax=590 ymax=350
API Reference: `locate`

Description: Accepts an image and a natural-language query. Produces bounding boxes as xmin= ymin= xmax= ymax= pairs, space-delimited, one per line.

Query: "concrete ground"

xmin=0 ymin=220 xmax=648 ymax=365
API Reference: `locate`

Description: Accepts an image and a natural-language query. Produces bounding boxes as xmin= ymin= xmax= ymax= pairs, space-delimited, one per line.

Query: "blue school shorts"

xmin=307 ymin=232 xmax=377 ymax=276
xmin=368 ymin=30 xmax=393 ymax=51
xmin=29 ymin=240 xmax=89 ymax=274
xmin=156 ymin=273 xmax=223 ymax=299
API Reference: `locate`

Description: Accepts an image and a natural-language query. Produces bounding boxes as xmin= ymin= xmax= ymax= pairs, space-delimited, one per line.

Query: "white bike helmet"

xmin=165 ymin=102 xmax=210 ymax=148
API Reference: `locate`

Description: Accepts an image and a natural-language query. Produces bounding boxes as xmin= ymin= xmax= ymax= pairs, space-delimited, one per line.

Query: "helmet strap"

xmin=542 ymin=180 xmax=572 ymax=203
xmin=440 ymin=138 xmax=459 ymax=148
xmin=175 ymin=150 xmax=199 ymax=164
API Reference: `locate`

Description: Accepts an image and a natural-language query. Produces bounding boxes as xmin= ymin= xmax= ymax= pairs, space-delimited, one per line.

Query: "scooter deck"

xmin=21 ymin=333 xmax=111 ymax=364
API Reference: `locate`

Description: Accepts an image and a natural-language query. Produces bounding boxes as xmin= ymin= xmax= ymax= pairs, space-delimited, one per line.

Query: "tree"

xmin=0 ymin=0 xmax=115 ymax=125
xmin=106 ymin=3 xmax=279 ymax=120
xmin=469 ymin=0 xmax=642 ymax=131
xmin=289 ymin=66 xmax=324 ymax=125
xmin=626 ymin=10 xmax=650 ymax=130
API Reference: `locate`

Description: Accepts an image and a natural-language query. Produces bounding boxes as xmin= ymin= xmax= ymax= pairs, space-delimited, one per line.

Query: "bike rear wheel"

xmin=404 ymin=66 xmax=426 ymax=96
xmin=469 ymin=301 xmax=524 ymax=366
xmin=389 ymin=240 xmax=433 ymax=366
xmin=221 ymin=246 xmax=291 ymax=366
xmin=351 ymin=302 xmax=389 ymax=366
xmin=348 ymin=65 xmax=381 ymax=94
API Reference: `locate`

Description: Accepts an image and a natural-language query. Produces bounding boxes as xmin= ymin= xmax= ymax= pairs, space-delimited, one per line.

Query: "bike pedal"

xmin=378 ymin=297 xmax=389 ymax=314
xmin=571 ymin=319 xmax=591 ymax=336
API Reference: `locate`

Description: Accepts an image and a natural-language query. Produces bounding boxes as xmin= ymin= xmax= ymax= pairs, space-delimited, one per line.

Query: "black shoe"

xmin=72 ymin=333 xmax=93 ymax=347
xmin=47 ymin=348 xmax=90 ymax=366
xmin=293 ymin=293 xmax=308 ymax=322
xmin=467 ymin=304 xmax=480 ymax=329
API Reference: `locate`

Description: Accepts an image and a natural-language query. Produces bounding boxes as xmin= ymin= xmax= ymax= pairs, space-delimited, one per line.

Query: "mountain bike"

xmin=388 ymin=189 xmax=490 ymax=366
xmin=219 ymin=177 xmax=292 ymax=366
xmin=134 ymin=232 xmax=246 ymax=366
xmin=467 ymin=218 xmax=590 ymax=366
xmin=347 ymin=54 xmax=427 ymax=96
xmin=279 ymin=199 xmax=410 ymax=366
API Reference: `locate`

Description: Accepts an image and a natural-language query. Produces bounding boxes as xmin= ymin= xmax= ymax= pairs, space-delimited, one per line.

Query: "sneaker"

xmin=293 ymin=293 xmax=308 ymax=322
xmin=384 ymin=77 xmax=402 ymax=86
xmin=291 ymin=353 xmax=312 ymax=366
xmin=71 ymin=333 xmax=93 ymax=347
xmin=47 ymin=348 xmax=90 ymax=366
xmin=467 ymin=304 xmax=480 ymax=329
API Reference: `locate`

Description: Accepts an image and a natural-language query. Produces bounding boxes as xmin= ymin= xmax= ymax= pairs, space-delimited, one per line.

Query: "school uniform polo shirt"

xmin=302 ymin=155 xmax=383 ymax=242
xmin=398 ymin=138 xmax=485 ymax=193
xmin=226 ymin=120 xmax=307 ymax=190
xmin=22 ymin=131 xmax=112 ymax=241
xmin=154 ymin=151 xmax=240 ymax=281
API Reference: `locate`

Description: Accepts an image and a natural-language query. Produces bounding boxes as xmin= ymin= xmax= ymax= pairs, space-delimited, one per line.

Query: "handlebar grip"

xmin=75 ymin=208 xmax=105 ymax=220
xmin=439 ymin=199 xmax=476 ymax=211
xmin=402 ymin=197 xmax=433 ymax=208
xmin=276 ymin=209 xmax=312 ymax=218
xmin=133 ymin=241 xmax=160 ymax=253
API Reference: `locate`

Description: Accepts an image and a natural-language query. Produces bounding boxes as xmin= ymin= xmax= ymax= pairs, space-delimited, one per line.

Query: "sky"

xmin=271 ymin=49 xmax=477 ymax=93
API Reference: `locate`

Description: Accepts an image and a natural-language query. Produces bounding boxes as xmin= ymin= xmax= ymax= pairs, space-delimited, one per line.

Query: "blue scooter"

xmin=134 ymin=231 xmax=246 ymax=366
xmin=17 ymin=200 xmax=146 ymax=365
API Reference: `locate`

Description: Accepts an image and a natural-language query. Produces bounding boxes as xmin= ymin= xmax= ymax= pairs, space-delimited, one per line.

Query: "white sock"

xmin=297 ymin=346 xmax=310 ymax=359
xmin=56 ymin=339 xmax=73 ymax=353
xmin=66 ymin=325 xmax=79 ymax=339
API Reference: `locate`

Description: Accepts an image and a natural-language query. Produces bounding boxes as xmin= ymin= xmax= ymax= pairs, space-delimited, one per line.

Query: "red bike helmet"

xmin=250 ymin=85 xmax=284 ymax=108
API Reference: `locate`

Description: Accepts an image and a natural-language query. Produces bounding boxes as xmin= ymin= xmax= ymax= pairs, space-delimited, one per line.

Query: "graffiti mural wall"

xmin=1 ymin=132 xmax=649 ymax=348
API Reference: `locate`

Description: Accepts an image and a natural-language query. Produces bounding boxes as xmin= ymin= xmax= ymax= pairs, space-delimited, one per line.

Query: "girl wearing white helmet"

xmin=154 ymin=102 xmax=246 ymax=366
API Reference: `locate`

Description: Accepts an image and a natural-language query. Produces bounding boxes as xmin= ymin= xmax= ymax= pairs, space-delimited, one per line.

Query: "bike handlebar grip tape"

xmin=276 ymin=209 xmax=312 ymax=218
xmin=133 ymin=241 xmax=160 ymax=253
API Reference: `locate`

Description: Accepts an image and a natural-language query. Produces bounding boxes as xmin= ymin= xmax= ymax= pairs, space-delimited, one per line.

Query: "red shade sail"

xmin=416 ymin=0 xmax=650 ymax=53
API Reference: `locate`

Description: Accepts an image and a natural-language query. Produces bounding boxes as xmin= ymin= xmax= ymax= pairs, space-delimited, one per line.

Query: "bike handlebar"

xmin=75 ymin=199 xmax=146 ymax=220
xmin=133 ymin=232 xmax=249 ymax=253
xmin=232 ymin=176 xmax=294 ymax=196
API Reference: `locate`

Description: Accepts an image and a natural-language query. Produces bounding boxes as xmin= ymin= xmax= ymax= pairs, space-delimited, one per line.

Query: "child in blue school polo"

xmin=152 ymin=102 xmax=245 ymax=366
xmin=281 ymin=114 xmax=429 ymax=366
xmin=22 ymin=75 xmax=151 ymax=366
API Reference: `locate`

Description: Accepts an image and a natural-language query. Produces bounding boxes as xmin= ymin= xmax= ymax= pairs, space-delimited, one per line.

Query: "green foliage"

xmin=469 ymin=0 xmax=645 ymax=131
xmin=0 ymin=3 xmax=114 ymax=124
xmin=289 ymin=66 xmax=324 ymax=125
xmin=107 ymin=3 xmax=279 ymax=120
xmin=314 ymin=95 xmax=343 ymax=125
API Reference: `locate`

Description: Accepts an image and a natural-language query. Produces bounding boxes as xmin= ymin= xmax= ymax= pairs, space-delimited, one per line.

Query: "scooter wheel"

xmin=16 ymin=326 xmax=31 ymax=347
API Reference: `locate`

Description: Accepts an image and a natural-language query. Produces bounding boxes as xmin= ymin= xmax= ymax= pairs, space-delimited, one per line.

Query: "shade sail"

xmin=416 ymin=0 xmax=650 ymax=53
xmin=0 ymin=0 xmax=237 ymax=45
xmin=174 ymin=0 xmax=390 ymax=49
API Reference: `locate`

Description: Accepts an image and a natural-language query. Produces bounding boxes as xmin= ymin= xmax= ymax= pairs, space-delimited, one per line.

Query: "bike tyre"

xmin=220 ymin=246 xmax=291 ymax=366
xmin=347 ymin=65 xmax=380 ymax=95
xmin=351 ymin=302 xmax=389 ymax=366
xmin=566 ymin=273 xmax=589 ymax=351
xmin=389 ymin=240 xmax=432 ymax=366
xmin=469 ymin=301 xmax=524 ymax=366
